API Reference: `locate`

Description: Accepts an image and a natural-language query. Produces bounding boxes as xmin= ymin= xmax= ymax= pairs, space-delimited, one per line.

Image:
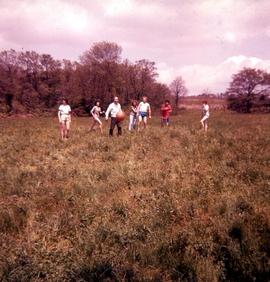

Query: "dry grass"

xmin=0 ymin=111 xmax=269 ymax=281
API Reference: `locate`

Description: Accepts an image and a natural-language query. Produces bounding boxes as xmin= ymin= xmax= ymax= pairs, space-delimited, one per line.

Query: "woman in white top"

xmin=137 ymin=96 xmax=151 ymax=131
xmin=58 ymin=98 xmax=71 ymax=140
xmin=90 ymin=101 xmax=104 ymax=133
xmin=200 ymin=100 xmax=210 ymax=132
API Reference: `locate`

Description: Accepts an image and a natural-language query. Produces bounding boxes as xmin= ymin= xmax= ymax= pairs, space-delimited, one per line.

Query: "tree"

xmin=132 ymin=59 xmax=157 ymax=100
xmin=226 ymin=68 xmax=270 ymax=113
xmin=170 ymin=76 xmax=187 ymax=107
xmin=80 ymin=41 xmax=122 ymax=64
xmin=80 ymin=42 xmax=123 ymax=105
xmin=0 ymin=49 xmax=21 ymax=112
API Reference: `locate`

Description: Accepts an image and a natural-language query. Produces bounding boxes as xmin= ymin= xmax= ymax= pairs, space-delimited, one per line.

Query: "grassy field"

xmin=0 ymin=111 xmax=270 ymax=281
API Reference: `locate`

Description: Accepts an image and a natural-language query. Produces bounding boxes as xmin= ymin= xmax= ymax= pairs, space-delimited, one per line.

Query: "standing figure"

xmin=90 ymin=101 xmax=103 ymax=133
xmin=161 ymin=100 xmax=172 ymax=126
xmin=200 ymin=101 xmax=210 ymax=132
xmin=137 ymin=96 xmax=151 ymax=131
xmin=128 ymin=100 xmax=138 ymax=131
xmin=105 ymin=96 xmax=122 ymax=136
xmin=58 ymin=98 xmax=71 ymax=140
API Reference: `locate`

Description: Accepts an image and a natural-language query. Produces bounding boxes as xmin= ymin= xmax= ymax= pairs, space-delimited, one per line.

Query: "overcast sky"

xmin=1 ymin=0 xmax=270 ymax=94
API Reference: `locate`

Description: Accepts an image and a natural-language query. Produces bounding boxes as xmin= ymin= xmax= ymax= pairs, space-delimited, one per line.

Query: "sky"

xmin=0 ymin=0 xmax=270 ymax=94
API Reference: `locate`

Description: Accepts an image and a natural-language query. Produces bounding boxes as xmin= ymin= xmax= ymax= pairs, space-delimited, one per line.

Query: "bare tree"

xmin=170 ymin=76 xmax=188 ymax=107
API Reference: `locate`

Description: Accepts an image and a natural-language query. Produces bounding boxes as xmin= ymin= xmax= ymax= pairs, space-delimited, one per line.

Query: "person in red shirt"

xmin=161 ymin=100 xmax=172 ymax=126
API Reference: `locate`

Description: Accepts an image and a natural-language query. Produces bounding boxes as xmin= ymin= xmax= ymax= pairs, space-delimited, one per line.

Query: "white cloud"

xmin=0 ymin=0 xmax=270 ymax=93
xmin=103 ymin=0 xmax=133 ymax=16
xmin=157 ymin=55 xmax=270 ymax=94
xmin=223 ymin=32 xmax=237 ymax=43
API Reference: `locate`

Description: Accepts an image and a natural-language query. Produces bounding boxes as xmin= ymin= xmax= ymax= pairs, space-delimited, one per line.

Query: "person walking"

xmin=161 ymin=100 xmax=172 ymax=126
xmin=200 ymin=101 xmax=210 ymax=132
xmin=128 ymin=100 xmax=138 ymax=131
xmin=105 ymin=96 xmax=122 ymax=136
xmin=90 ymin=101 xmax=104 ymax=133
xmin=58 ymin=98 xmax=71 ymax=140
xmin=137 ymin=96 xmax=151 ymax=131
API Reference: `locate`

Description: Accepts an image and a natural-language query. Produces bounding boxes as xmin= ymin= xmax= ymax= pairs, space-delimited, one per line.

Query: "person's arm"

xmin=90 ymin=106 xmax=95 ymax=117
xmin=148 ymin=104 xmax=152 ymax=118
xmin=58 ymin=106 xmax=61 ymax=122
xmin=131 ymin=106 xmax=136 ymax=113
xmin=169 ymin=105 xmax=172 ymax=113
xmin=136 ymin=103 xmax=141 ymax=114
xmin=68 ymin=105 xmax=72 ymax=121
xmin=105 ymin=104 xmax=111 ymax=120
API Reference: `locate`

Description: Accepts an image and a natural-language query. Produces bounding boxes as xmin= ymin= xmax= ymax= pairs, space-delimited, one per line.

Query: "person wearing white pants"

xmin=128 ymin=100 xmax=138 ymax=131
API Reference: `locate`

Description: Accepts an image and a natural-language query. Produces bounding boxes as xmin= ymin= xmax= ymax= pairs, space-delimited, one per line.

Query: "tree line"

xmin=0 ymin=40 xmax=269 ymax=115
xmin=0 ymin=42 xmax=174 ymax=115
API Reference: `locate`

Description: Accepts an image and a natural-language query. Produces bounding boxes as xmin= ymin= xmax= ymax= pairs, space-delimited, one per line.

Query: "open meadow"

xmin=0 ymin=111 xmax=270 ymax=281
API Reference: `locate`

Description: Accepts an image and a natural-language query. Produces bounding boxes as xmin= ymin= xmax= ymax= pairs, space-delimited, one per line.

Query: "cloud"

xmin=0 ymin=0 xmax=269 ymax=93
xmin=157 ymin=55 xmax=270 ymax=94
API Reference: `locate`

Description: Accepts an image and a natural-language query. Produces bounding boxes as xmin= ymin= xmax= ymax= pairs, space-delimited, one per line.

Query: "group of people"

xmin=90 ymin=96 xmax=153 ymax=137
xmin=58 ymin=97 xmax=210 ymax=140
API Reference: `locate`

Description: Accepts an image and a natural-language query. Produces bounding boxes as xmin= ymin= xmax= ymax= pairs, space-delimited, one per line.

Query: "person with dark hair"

xmin=58 ymin=98 xmax=71 ymax=140
xmin=90 ymin=101 xmax=104 ymax=133
xmin=128 ymin=100 xmax=138 ymax=131
xmin=200 ymin=100 xmax=210 ymax=132
xmin=105 ymin=96 xmax=122 ymax=136
xmin=161 ymin=100 xmax=172 ymax=126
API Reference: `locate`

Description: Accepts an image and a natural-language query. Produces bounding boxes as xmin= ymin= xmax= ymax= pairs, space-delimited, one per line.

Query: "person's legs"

xmin=65 ymin=120 xmax=71 ymax=138
xmin=200 ymin=117 xmax=205 ymax=130
xmin=138 ymin=115 xmax=143 ymax=131
xmin=60 ymin=122 xmax=65 ymax=140
xmin=161 ymin=118 xmax=168 ymax=127
xmin=204 ymin=118 xmax=208 ymax=132
xmin=116 ymin=121 xmax=122 ymax=136
xmin=166 ymin=118 xmax=170 ymax=126
xmin=133 ymin=116 xmax=137 ymax=130
xmin=109 ymin=117 xmax=116 ymax=136
xmin=129 ymin=115 xmax=133 ymax=131
xmin=200 ymin=120 xmax=204 ymax=130
xmin=95 ymin=117 xmax=103 ymax=133
xmin=200 ymin=116 xmax=208 ymax=131
xmin=90 ymin=120 xmax=97 ymax=131
xmin=143 ymin=116 xmax=148 ymax=129
xmin=63 ymin=123 xmax=67 ymax=138
xmin=99 ymin=122 xmax=103 ymax=134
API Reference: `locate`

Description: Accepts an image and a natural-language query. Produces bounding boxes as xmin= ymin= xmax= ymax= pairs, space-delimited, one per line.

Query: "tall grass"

xmin=0 ymin=111 xmax=269 ymax=281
